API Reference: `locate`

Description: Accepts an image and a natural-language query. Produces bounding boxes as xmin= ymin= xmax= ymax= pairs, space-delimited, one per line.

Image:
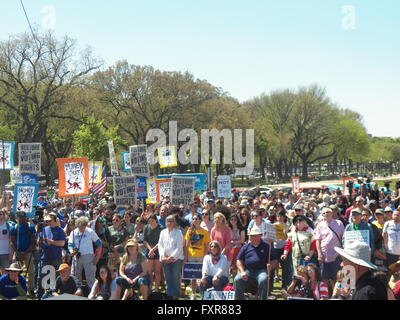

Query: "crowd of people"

xmin=0 ymin=177 xmax=399 ymax=300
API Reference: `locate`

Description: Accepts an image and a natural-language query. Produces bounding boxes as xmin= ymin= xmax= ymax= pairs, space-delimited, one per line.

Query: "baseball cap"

xmin=57 ymin=264 xmax=70 ymax=272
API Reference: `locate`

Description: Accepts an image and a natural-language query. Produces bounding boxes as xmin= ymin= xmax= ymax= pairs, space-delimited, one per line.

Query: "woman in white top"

xmin=200 ymin=240 xmax=229 ymax=299
xmin=158 ymin=215 xmax=184 ymax=299
xmin=383 ymin=210 xmax=400 ymax=269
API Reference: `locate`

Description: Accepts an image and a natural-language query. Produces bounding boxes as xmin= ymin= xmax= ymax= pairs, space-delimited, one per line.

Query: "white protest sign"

xmin=171 ymin=176 xmax=195 ymax=207
xmin=0 ymin=141 xmax=15 ymax=170
xmin=292 ymin=177 xmax=300 ymax=193
xmin=265 ymin=221 xmax=277 ymax=242
xmin=217 ymin=175 xmax=231 ymax=199
xmin=203 ymin=291 xmax=235 ymax=300
xmin=129 ymin=145 xmax=150 ymax=177
xmin=113 ymin=176 xmax=136 ymax=207
xmin=344 ymin=230 xmax=370 ymax=249
xmin=18 ymin=143 xmax=41 ymax=174
xmin=146 ymin=179 xmax=157 ymax=204
xmin=107 ymin=140 xmax=119 ymax=175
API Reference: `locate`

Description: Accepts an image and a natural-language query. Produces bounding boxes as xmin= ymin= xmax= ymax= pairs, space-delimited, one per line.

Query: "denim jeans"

xmin=234 ymin=269 xmax=268 ymax=300
xmin=274 ymin=248 xmax=293 ymax=290
xmin=162 ymin=260 xmax=183 ymax=298
xmin=320 ymin=256 xmax=341 ymax=281
xmin=200 ymin=275 xmax=229 ymax=299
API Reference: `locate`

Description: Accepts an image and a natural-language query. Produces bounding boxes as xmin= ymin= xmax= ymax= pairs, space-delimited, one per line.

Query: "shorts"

xmin=116 ymin=274 xmax=151 ymax=290
xmin=145 ymin=249 xmax=160 ymax=260
xmin=187 ymin=257 xmax=203 ymax=263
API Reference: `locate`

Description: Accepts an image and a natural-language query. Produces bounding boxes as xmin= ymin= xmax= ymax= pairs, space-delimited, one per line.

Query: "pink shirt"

xmin=314 ymin=219 xmax=344 ymax=263
xmin=210 ymin=227 xmax=232 ymax=255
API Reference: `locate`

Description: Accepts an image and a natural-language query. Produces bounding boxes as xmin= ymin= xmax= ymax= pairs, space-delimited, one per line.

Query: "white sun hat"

xmin=334 ymin=240 xmax=377 ymax=270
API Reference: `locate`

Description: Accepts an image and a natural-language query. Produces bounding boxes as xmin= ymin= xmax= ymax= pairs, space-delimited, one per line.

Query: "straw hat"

xmin=248 ymin=225 xmax=263 ymax=236
xmin=5 ymin=262 xmax=23 ymax=272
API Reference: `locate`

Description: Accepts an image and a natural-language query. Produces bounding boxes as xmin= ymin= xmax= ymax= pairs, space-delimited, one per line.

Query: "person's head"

xmin=165 ymin=215 xmax=177 ymax=230
xmin=208 ymin=240 xmax=222 ymax=256
xmin=228 ymin=213 xmax=244 ymax=230
xmin=147 ymin=214 xmax=158 ymax=227
xmin=159 ymin=205 xmax=168 ymax=218
xmin=276 ymin=210 xmax=287 ymax=224
xmin=16 ymin=211 xmax=27 ymax=225
xmin=201 ymin=209 xmax=210 ymax=221
xmin=293 ymin=215 xmax=307 ymax=230
xmin=248 ymin=226 xmax=263 ymax=246
xmin=191 ymin=213 xmax=202 ymax=227
xmin=240 ymin=208 xmax=250 ymax=224
xmin=122 ymin=239 xmax=140 ymax=264
xmin=98 ymin=265 xmax=113 ymax=285
xmin=355 ymin=196 xmax=364 ymax=208
xmin=123 ymin=212 xmax=132 ymax=224
xmin=5 ymin=263 xmax=22 ymax=281
xmin=112 ymin=214 xmax=122 ymax=228
xmin=296 ymin=265 xmax=309 ymax=279
xmin=336 ymin=270 xmax=345 ymax=283
xmin=351 ymin=209 xmax=362 ymax=225
xmin=45 ymin=213 xmax=58 ymax=228
xmin=384 ymin=207 xmax=393 ymax=220
xmin=294 ymin=206 xmax=305 ymax=216
xmin=214 ymin=212 xmax=227 ymax=228
xmin=57 ymin=264 xmax=71 ymax=281
xmin=321 ymin=208 xmax=333 ymax=222
xmin=251 ymin=210 xmax=262 ymax=223
xmin=75 ymin=216 xmax=89 ymax=233
xmin=307 ymin=263 xmax=322 ymax=282
xmin=65 ymin=199 xmax=72 ymax=207
xmin=361 ymin=208 xmax=372 ymax=223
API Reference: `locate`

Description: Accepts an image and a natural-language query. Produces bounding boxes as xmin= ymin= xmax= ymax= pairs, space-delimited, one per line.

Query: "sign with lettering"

xmin=292 ymin=177 xmax=300 ymax=193
xmin=217 ymin=175 xmax=231 ymax=199
xmin=155 ymin=178 xmax=172 ymax=202
xmin=182 ymin=263 xmax=202 ymax=280
xmin=158 ymin=146 xmax=178 ymax=168
xmin=13 ymin=183 xmax=39 ymax=218
xmin=130 ymin=145 xmax=150 ymax=177
xmin=0 ymin=141 xmax=15 ymax=170
xmin=171 ymin=176 xmax=195 ymax=207
xmin=88 ymin=161 xmax=103 ymax=184
xmin=146 ymin=179 xmax=157 ymax=204
xmin=18 ymin=143 xmax=41 ymax=174
xmin=56 ymin=158 xmax=89 ymax=197
xmin=344 ymin=230 xmax=370 ymax=249
xmin=107 ymin=141 xmax=119 ymax=176
xmin=113 ymin=176 xmax=136 ymax=207
xmin=135 ymin=176 xmax=147 ymax=199
xmin=122 ymin=152 xmax=131 ymax=172
xmin=203 ymin=290 xmax=235 ymax=300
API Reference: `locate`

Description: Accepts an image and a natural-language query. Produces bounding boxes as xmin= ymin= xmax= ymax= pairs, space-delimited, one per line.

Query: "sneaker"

xmin=190 ymin=294 xmax=196 ymax=300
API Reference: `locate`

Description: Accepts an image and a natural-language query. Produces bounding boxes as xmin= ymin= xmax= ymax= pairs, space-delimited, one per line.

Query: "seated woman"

xmin=307 ymin=263 xmax=329 ymax=300
xmin=282 ymin=265 xmax=313 ymax=299
xmin=200 ymin=241 xmax=230 ymax=299
xmin=114 ymin=239 xmax=150 ymax=300
xmin=89 ymin=265 xmax=117 ymax=300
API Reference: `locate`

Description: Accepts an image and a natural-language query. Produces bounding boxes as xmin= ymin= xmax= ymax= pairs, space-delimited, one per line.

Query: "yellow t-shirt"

xmin=372 ymin=221 xmax=384 ymax=230
xmin=185 ymin=227 xmax=210 ymax=258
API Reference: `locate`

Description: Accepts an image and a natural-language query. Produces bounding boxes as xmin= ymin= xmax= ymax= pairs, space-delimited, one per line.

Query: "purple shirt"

xmin=314 ymin=219 xmax=344 ymax=263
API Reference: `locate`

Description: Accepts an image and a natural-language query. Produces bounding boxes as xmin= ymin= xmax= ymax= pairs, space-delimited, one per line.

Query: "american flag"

xmin=90 ymin=165 xmax=107 ymax=194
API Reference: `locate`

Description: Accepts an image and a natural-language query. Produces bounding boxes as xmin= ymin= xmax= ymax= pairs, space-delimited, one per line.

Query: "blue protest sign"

xmin=157 ymin=173 xmax=207 ymax=193
xmin=182 ymin=263 xmax=202 ymax=280
xmin=21 ymin=174 xmax=38 ymax=184
xmin=135 ymin=176 xmax=147 ymax=199
xmin=13 ymin=183 xmax=39 ymax=219
xmin=122 ymin=152 xmax=131 ymax=172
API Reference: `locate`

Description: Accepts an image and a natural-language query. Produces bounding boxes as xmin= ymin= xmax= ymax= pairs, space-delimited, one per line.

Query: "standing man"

xmin=37 ymin=213 xmax=66 ymax=299
xmin=343 ymin=208 xmax=374 ymax=252
xmin=9 ymin=212 xmax=36 ymax=296
xmin=315 ymin=208 xmax=344 ymax=284
xmin=0 ymin=209 xmax=12 ymax=274
xmin=383 ymin=210 xmax=400 ymax=269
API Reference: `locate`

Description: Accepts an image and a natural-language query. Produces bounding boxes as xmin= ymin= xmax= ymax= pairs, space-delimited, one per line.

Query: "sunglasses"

xmin=252 ymin=215 xmax=260 ymax=218
xmin=99 ymin=270 xmax=108 ymax=274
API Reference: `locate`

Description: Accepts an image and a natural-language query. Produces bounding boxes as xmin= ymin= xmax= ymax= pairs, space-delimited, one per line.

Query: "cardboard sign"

xmin=265 ymin=222 xmax=277 ymax=242
xmin=171 ymin=176 xmax=195 ymax=207
xmin=130 ymin=145 xmax=150 ymax=177
xmin=88 ymin=161 xmax=103 ymax=184
xmin=13 ymin=183 xmax=39 ymax=218
xmin=0 ymin=141 xmax=15 ymax=170
xmin=57 ymin=158 xmax=89 ymax=197
xmin=203 ymin=291 xmax=235 ymax=300
xmin=113 ymin=176 xmax=136 ymax=207
xmin=135 ymin=176 xmax=147 ymax=199
xmin=217 ymin=175 xmax=231 ymax=199
xmin=344 ymin=230 xmax=370 ymax=249
xmin=107 ymin=141 xmax=119 ymax=176
xmin=146 ymin=179 xmax=157 ymax=204
xmin=18 ymin=143 xmax=41 ymax=174
xmin=155 ymin=178 xmax=172 ymax=202
xmin=182 ymin=263 xmax=202 ymax=280
xmin=122 ymin=152 xmax=131 ymax=172
xmin=157 ymin=173 xmax=207 ymax=193
xmin=292 ymin=177 xmax=300 ymax=193
xmin=158 ymin=146 xmax=178 ymax=168
xmin=274 ymin=223 xmax=287 ymax=241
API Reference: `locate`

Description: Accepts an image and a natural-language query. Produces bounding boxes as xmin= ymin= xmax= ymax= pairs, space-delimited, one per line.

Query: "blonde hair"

xmin=214 ymin=212 xmax=227 ymax=228
xmin=121 ymin=239 xmax=139 ymax=265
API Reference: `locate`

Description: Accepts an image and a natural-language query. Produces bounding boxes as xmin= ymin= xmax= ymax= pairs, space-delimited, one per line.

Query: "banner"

xmin=203 ymin=291 xmax=235 ymax=300
xmin=0 ymin=141 xmax=15 ymax=170
xmin=107 ymin=141 xmax=119 ymax=176
xmin=146 ymin=179 xmax=157 ymax=204
xmin=155 ymin=178 xmax=172 ymax=202
xmin=157 ymin=173 xmax=207 ymax=193
xmin=18 ymin=143 xmax=41 ymax=174
xmin=182 ymin=263 xmax=202 ymax=280
xmin=217 ymin=175 xmax=231 ymax=199
xmin=57 ymin=158 xmax=89 ymax=197
xmin=171 ymin=176 xmax=195 ymax=207
xmin=135 ymin=176 xmax=147 ymax=199
xmin=158 ymin=146 xmax=178 ymax=168
xmin=122 ymin=152 xmax=131 ymax=172
xmin=88 ymin=161 xmax=103 ymax=184
xmin=344 ymin=230 xmax=370 ymax=249
xmin=13 ymin=183 xmax=39 ymax=218
xmin=21 ymin=174 xmax=38 ymax=184
xmin=113 ymin=176 xmax=136 ymax=207
xmin=292 ymin=177 xmax=300 ymax=193
xmin=130 ymin=145 xmax=150 ymax=177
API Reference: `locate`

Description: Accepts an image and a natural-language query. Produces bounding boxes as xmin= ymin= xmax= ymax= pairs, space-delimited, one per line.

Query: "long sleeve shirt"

xmin=202 ymin=254 xmax=229 ymax=278
xmin=158 ymin=228 xmax=184 ymax=261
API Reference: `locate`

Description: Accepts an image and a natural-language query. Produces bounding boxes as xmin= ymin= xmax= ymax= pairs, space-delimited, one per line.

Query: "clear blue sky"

xmin=1 ymin=0 xmax=399 ymax=137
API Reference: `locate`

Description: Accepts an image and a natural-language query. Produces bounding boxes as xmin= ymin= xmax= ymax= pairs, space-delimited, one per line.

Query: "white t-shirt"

xmin=68 ymin=227 xmax=100 ymax=255
xmin=0 ymin=222 xmax=10 ymax=255
xmin=383 ymin=221 xmax=400 ymax=255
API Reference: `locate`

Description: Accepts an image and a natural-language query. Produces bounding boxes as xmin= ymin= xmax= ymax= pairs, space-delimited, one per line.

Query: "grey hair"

xmin=165 ymin=215 xmax=176 ymax=223
xmin=75 ymin=216 xmax=89 ymax=227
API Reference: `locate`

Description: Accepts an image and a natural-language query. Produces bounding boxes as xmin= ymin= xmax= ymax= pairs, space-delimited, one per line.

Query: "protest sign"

xmin=13 ymin=183 xmax=38 ymax=219
xmin=217 ymin=175 xmax=231 ymax=199
xmin=171 ymin=176 xmax=195 ymax=207
xmin=10 ymin=166 xmax=21 ymax=186
xmin=155 ymin=178 xmax=172 ymax=202
xmin=274 ymin=223 xmax=287 ymax=241
xmin=21 ymin=174 xmax=38 ymax=184
xmin=122 ymin=152 xmax=131 ymax=172
xmin=146 ymin=179 xmax=157 ymax=204
xmin=88 ymin=161 xmax=103 ymax=184
xmin=203 ymin=291 xmax=235 ymax=300
xmin=157 ymin=173 xmax=207 ymax=193
xmin=18 ymin=143 xmax=41 ymax=174
xmin=292 ymin=177 xmax=300 ymax=193
xmin=135 ymin=176 xmax=147 ymax=199
xmin=182 ymin=263 xmax=202 ymax=280
xmin=107 ymin=141 xmax=119 ymax=176
xmin=113 ymin=176 xmax=136 ymax=207
xmin=130 ymin=145 xmax=150 ymax=177
xmin=158 ymin=146 xmax=178 ymax=168
xmin=57 ymin=158 xmax=89 ymax=197
xmin=344 ymin=230 xmax=370 ymax=249
xmin=0 ymin=141 xmax=15 ymax=170
xmin=265 ymin=222 xmax=277 ymax=242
